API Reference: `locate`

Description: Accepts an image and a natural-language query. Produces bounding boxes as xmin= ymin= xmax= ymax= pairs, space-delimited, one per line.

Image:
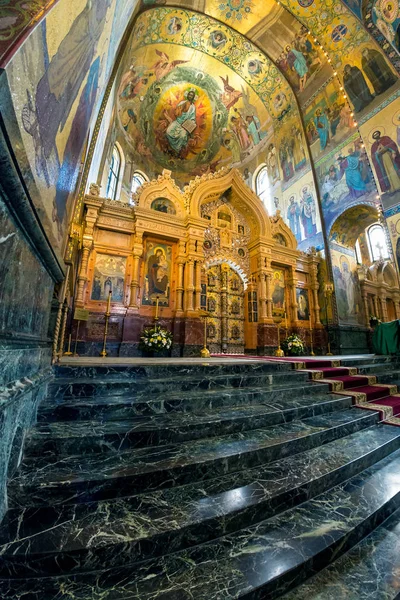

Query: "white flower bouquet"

xmin=282 ymin=333 xmax=305 ymax=356
xmin=140 ymin=326 xmax=173 ymax=352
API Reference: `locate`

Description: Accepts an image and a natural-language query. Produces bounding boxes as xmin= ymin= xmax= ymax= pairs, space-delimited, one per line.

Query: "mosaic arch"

xmin=115 ymin=7 xmax=312 ymax=185
xmin=364 ymin=0 xmax=400 ymax=69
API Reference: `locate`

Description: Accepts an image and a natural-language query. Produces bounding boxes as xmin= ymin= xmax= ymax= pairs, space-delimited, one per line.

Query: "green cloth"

xmin=372 ymin=320 xmax=400 ymax=355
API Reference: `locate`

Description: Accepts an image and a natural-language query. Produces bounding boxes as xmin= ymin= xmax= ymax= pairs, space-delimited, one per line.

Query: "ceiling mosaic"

xmin=116 ymin=7 xmax=308 ymax=182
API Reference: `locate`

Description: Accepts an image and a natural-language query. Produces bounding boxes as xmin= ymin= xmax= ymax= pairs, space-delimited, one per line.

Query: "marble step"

xmin=28 ymin=393 xmax=355 ymax=457
xmin=355 ymin=363 xmax=400 ymax=376
xmin=39 ymin=381 xmax=330 ymax=418
xmin=37 ymin=385 xmax=334 ymax=424
xmin=1 ymin=425 xmax=399 ymax=578
xmin=55 ymin=360 xmax=293 ymax=380
xmin=2 ymin=444 xmax=400 ymax=599
xmin=282 ymin=505 xmax=400 ymax=600
xmin=8 ymin=407 xmax=378 ymax=507
xmin=48 ymin=370 xmax=310 ymax=400
xmin=338 ymin=356 xmax=398 ymax=367
xmin=374 ymin=370 xmax=400 ymax=385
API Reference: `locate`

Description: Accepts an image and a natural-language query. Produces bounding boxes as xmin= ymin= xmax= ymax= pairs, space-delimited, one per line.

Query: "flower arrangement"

xmin=281 ymin=333 xmax=305 ymax=356
xmin=140 ymin=326 xmax=173 ymax=353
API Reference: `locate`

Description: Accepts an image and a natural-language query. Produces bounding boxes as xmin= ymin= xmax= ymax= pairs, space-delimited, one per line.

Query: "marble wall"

xmin=0 ymin=150 xmax=55 ymax=520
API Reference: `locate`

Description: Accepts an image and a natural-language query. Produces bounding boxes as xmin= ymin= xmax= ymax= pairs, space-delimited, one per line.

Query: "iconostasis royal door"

xmin=206 ymin=264 xmax=245 ymax=354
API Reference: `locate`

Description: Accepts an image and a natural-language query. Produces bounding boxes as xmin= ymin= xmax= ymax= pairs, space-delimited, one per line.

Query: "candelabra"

xmin=199 ymin=310 xmax=211 ymax=358
xmin=324 ymin=282 xmax=334 ymax=356
xmin=273 ymin=316 xmax=285 ymax=357
xmin=100 ymin=291 xmax=112 ymax=357
xmin=309 ymin=315 xmax=315 ymax=357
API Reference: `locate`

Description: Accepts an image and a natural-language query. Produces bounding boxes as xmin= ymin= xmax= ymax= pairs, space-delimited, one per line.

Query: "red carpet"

xmin=213 ymin=354 xmax=400 ymax=427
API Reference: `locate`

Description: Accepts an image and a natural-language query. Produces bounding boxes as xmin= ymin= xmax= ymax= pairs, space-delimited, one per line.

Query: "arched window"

xmin=255 ymin=166 xmax=272 ymax=209
xmin=106 ymin=145 xmax=121 ymax=200
xmin=355 ymin=238 xmax=362 ymax=264
xmin=131 ymin=171 xmax=146 ymax=195
xmin=367 ymin=223 xmax=390 ymax=261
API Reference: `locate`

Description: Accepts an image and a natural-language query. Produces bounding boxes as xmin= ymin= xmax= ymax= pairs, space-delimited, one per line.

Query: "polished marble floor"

xmin=59 ymin=354 xmax=376 ymax=366
xmin=2 ymin=353 xmax=400 ymax=599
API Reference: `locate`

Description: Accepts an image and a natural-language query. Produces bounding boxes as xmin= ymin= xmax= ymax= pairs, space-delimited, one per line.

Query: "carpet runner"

xmin=214 ymin=354 xmax=400 ymax=427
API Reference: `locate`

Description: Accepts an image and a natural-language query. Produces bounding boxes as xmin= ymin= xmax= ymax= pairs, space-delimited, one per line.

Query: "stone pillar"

xmin=75 ymin=244 xmax=91 ymax=307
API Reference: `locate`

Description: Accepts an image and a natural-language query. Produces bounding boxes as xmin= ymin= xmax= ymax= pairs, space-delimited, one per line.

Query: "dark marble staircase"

xmin=1 ymin=357 xmax=400 ymax=599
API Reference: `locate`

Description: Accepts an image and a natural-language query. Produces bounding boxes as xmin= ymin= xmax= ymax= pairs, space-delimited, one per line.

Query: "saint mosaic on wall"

xmin=1 ymin=0 xmax=139 ymax=258
xmin=91 ymin=254 xmax=126 ymax=302
xmin=142 ymin=240 xmax=173 ymax=306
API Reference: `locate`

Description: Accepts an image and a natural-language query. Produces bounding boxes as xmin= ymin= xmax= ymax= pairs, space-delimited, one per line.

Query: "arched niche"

xmin=136 ymin=170 xmax=186 ymax=218
xmin=188 ymin=168 xmax=272 ymax=241
xmin=270 ymin=211 xmax=298 ymax=250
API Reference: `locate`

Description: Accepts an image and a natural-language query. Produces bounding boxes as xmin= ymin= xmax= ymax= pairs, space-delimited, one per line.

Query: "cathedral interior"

xmin=3 ymin=0 xmax=400 ymax=597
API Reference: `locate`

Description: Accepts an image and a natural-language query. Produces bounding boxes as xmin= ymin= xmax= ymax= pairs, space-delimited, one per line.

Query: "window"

xmin=355 ymin=238 xmax=362 ymax=264
xmin=106 ymin=145 xmax=121 ymax=200
xmin=255 ymin=166 xmax=271 ymax=209
xmin=367 ymin=224 xmax=389 ymax=261
xmin=131 ymin=171 xmax=146 ymax=195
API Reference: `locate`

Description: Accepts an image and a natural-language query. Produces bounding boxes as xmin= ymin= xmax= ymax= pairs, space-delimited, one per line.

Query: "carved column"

xmin=373 ymin=295 xmax=379 ymax=319
xmin=52 ymin=266 xmax=70 ymax=361
xmin=184 ymin=259 xmax=195 ymax=313
xmin=176 ymin=261 xmax=185 ymax=314
xmin=75 ymin=243 xmax=92 ymax=307
xmin=380 ymin=295 xmax=388 ymax=322
xmin=58 ymin=300 xmax=69 ymax=355
xmin=288 ymin=267 xmax=298 ymax=324
xmin=259 ymin=274 xmax=267 ymax=320
xmin=129 ymin=235 xmax=143 ymax=309
xmin=361 ymin=291 xmax=370 ymax=327
xmin=394 ymin=299 xmax=400 ymax=319
xmin=309 ymin=254 xmax=321 ymax=325
xmin=265 ymin=272 xmax=273 ymax=318
xmin=220 ymin=264 xmax=229 ymax=353
xmin=194 ymin=261 xmax=203 ymax=312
